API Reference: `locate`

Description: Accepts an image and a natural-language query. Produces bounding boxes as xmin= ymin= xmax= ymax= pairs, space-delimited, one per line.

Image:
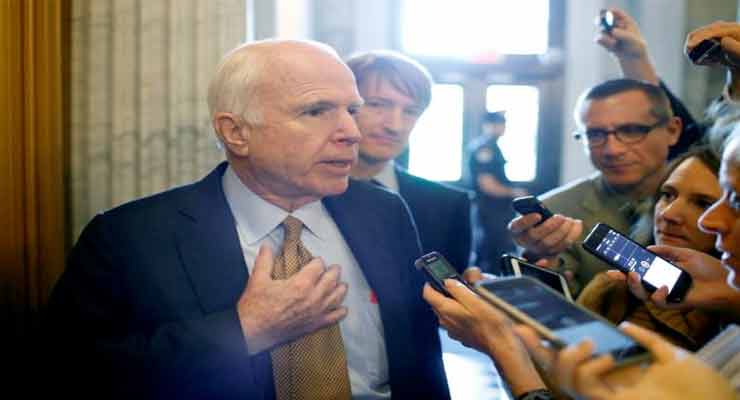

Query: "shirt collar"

xmin=222 ymin=165 xmax=330 ymax=244
xmin=372 ymin=161 xmax=399 ymax=191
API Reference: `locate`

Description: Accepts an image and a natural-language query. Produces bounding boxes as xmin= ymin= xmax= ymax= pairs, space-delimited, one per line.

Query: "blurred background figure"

xmin=469 ymin=111 xmax=527 ymax=274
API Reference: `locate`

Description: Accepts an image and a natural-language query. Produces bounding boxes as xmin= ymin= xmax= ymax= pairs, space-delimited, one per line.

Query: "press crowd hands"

xmin=423 ymin=267 xmax=736 ymax=400
xmin=685 ymin=21 xmax=740 ymax=99
xmin=508 ymin=213 xmax=583 ymax=269
xmin=605 ymin=245 xmax=740 ymax=322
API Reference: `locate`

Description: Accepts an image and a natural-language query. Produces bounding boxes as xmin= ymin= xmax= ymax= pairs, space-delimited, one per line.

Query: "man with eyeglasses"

xmin=509 ymin=79 xmax=681 ymax=294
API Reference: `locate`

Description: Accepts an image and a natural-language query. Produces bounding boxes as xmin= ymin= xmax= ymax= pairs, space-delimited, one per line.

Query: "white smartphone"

xmin=500 ymin=254 xmax=573 ymax=301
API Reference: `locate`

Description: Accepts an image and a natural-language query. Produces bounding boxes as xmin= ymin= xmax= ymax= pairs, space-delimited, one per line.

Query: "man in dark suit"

xmin=46 ymin=40 xmax=449 ymax=400
xmin=346 ymin=50 xmax=473 ymax=271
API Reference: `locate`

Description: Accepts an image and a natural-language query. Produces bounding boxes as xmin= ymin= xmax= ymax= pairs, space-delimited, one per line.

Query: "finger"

xmin=513 ymin=325 xmax=556 ymax=371
xmin=649 ymin=285 xmax=672 ymax=309
xmin=295 ymin=257 xmax=328 ymax=286
xmin=321 ymin=281 xmax=348 ymax=311
xmin=647 ymin=244 xmax=686 ymax=262
xmin=422 ymin=283 xmax=447 ymax=308
xmin=423 ymin=283 xmax=466 ymax=319
xmin=539 ymin=220 xmax=572 ymax=249
xmin=686 ymin=22 xmax=739 ymax=48
xmin=556 ymin=340 xmax=595 ymax=392
xmin=721 ymin=36 xmax=740 ymax=65
xmin=619 ymin=322 xmax=679 ymax=362
xmin=534 ymin=257 xmax=559 ymax=269
xmin=626 ymin=271 xmax=649 ymax=300
xmin=522 ymin=216 xmax=570 ymax=250
xmin=249 ymin=244 xmax=275 ymax=283
xmin=508 ymin=214 xmax=543 ymax=235
xmin=565 ymin=219 xmax=583 ymax=243
xmin=463 ymin=266 xmax=484 ymax=283
xmin=534 ymin=258 xmax=551 ymax=268
xmin=595 ymin=34 xmax=617 ymax=50
xmin=313 ymin=264 xmax=341 ymax=294
xmin=304 ymin=264 xmax=342 ymax=309
xmin=444 ymin=279 xmax=483 ymax=309
xmin=573 ymin=354 xmax=616 ymax=398
xmin=605 ymin=270 xmax=627 ymax=282
xmin=312 ymin=306 xmax=348 ymax=331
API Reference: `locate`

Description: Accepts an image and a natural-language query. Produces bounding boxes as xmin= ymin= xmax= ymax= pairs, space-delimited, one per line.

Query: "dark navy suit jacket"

xmin=396 ymin=167 xmax=473 ymax=272
xmin=46 ymin=162 xmax=450 ymax=400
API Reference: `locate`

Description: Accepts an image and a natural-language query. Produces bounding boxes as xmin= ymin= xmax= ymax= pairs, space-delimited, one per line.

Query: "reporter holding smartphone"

xmin=426 ymin=16 xmax=740 ymax=399
xmin=685 ymin=20 xmax=740 ymax=102
xmin=514 ymin=127 xmax=740 ymax=400
xmin=577 ymin=147 xmax=725 ymax=350
xmin=424 ymin=126 xmax=740 ymax=400
xmin=508 ymin=8 xmax=704 ymax=296
xmin=423 ymin=269 xmax=551 ymax=400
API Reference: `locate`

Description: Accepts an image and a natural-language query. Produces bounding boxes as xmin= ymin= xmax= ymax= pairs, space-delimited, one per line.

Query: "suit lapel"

xmin=322 ymin=183 xmax=408 ymax=316
xmin=174 ymin=163 xmax=248 ymax=314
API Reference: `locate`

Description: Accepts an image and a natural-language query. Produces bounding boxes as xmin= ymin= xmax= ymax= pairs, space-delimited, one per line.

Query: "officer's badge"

xmin=475 ymin=148 xmax=493 ymax=163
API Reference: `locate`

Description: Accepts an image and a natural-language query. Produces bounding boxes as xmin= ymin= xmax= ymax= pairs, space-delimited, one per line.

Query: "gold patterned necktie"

xmin=269 ymin=215 xmax=352 ymax=400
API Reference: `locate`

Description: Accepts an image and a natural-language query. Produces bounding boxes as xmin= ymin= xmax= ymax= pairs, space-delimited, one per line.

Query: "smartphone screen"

xmin=590 ymin=228 xmax=682 ymax=291
xmin=477 ymin=277 xmax=647 ymax=362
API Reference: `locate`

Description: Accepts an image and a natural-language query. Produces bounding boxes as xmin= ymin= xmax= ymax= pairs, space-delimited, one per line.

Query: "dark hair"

xmin=637 ymin=146 xmax=722 ymax=258
xmin=575 ymin=78 xmax=673 ymax=123
xmin=659 ymin=146 xmax=721 ymax=186
xmin=346 ymin=50 xmax=433 ymax=112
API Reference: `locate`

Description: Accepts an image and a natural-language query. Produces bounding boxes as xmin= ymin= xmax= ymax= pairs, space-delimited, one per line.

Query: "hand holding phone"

xmin=475 ymin=276 xmax=649 ymax=366
xmin=415 ymin=252 xmax=474 ymax=297
xmin=511 ymin=196 xmax=553 ymax=225
xmin=688 ymin=38 xmax=723 ymax=65
xmin=582 ymin=223 xmax=692 ymax=302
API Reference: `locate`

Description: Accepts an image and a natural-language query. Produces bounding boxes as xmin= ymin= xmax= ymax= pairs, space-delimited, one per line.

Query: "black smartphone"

xmin=582 ymin=223 xmax=693 ymax=302
xmin=512 ymin=196 xmax=553 ymax=225
xmin=476 ymin=276 xmax=650 ymax=366
xmin=599 ymin=9 xmax=615 ymax=33
xmin=500 ymin=254 xmax=573 ymax=301
xmin=415 ymin=251 xmax=473 ymax=296
xmin=688 ymin=38 xmax=723 ymax=64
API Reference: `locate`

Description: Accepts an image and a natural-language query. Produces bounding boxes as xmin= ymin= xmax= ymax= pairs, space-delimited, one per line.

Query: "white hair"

xmin=207 ymin=39 xmax=342 ymax=127
xmin=207 ymin=43 xmax=266 ymax=126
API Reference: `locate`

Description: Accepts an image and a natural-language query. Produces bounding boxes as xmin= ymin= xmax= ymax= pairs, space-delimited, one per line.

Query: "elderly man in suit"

xmin=46 ymin=40 xmax=450 ymax=400
xmin=346 ymin=50 xmax=473 ymax=272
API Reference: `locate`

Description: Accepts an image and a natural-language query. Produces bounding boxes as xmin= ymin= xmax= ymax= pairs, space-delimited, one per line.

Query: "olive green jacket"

xmin=538 ymin=172 xmax=650 ymax=295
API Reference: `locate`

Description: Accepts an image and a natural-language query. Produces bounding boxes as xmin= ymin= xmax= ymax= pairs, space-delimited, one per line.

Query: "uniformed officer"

xmin=468 ymin=111 xmax=527 ymax=273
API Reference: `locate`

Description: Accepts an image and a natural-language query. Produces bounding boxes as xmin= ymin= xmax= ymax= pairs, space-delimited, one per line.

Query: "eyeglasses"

xmin=573 ymin=119 xmax=668 ymax=147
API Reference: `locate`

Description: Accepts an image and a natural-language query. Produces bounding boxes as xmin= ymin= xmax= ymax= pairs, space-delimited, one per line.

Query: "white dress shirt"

xmin=372 ymin=162 xmax=400 ymax=192
xmin=222 ymin=166 xmax=391 ymax=399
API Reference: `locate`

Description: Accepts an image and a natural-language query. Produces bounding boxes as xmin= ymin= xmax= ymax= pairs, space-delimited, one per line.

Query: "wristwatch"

xmin=516 ymin=388 xmax=553 ymax=400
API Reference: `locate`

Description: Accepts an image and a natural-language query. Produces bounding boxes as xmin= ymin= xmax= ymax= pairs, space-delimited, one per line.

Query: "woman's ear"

xmin=212 ymin=112 xmax=250 ymax=156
